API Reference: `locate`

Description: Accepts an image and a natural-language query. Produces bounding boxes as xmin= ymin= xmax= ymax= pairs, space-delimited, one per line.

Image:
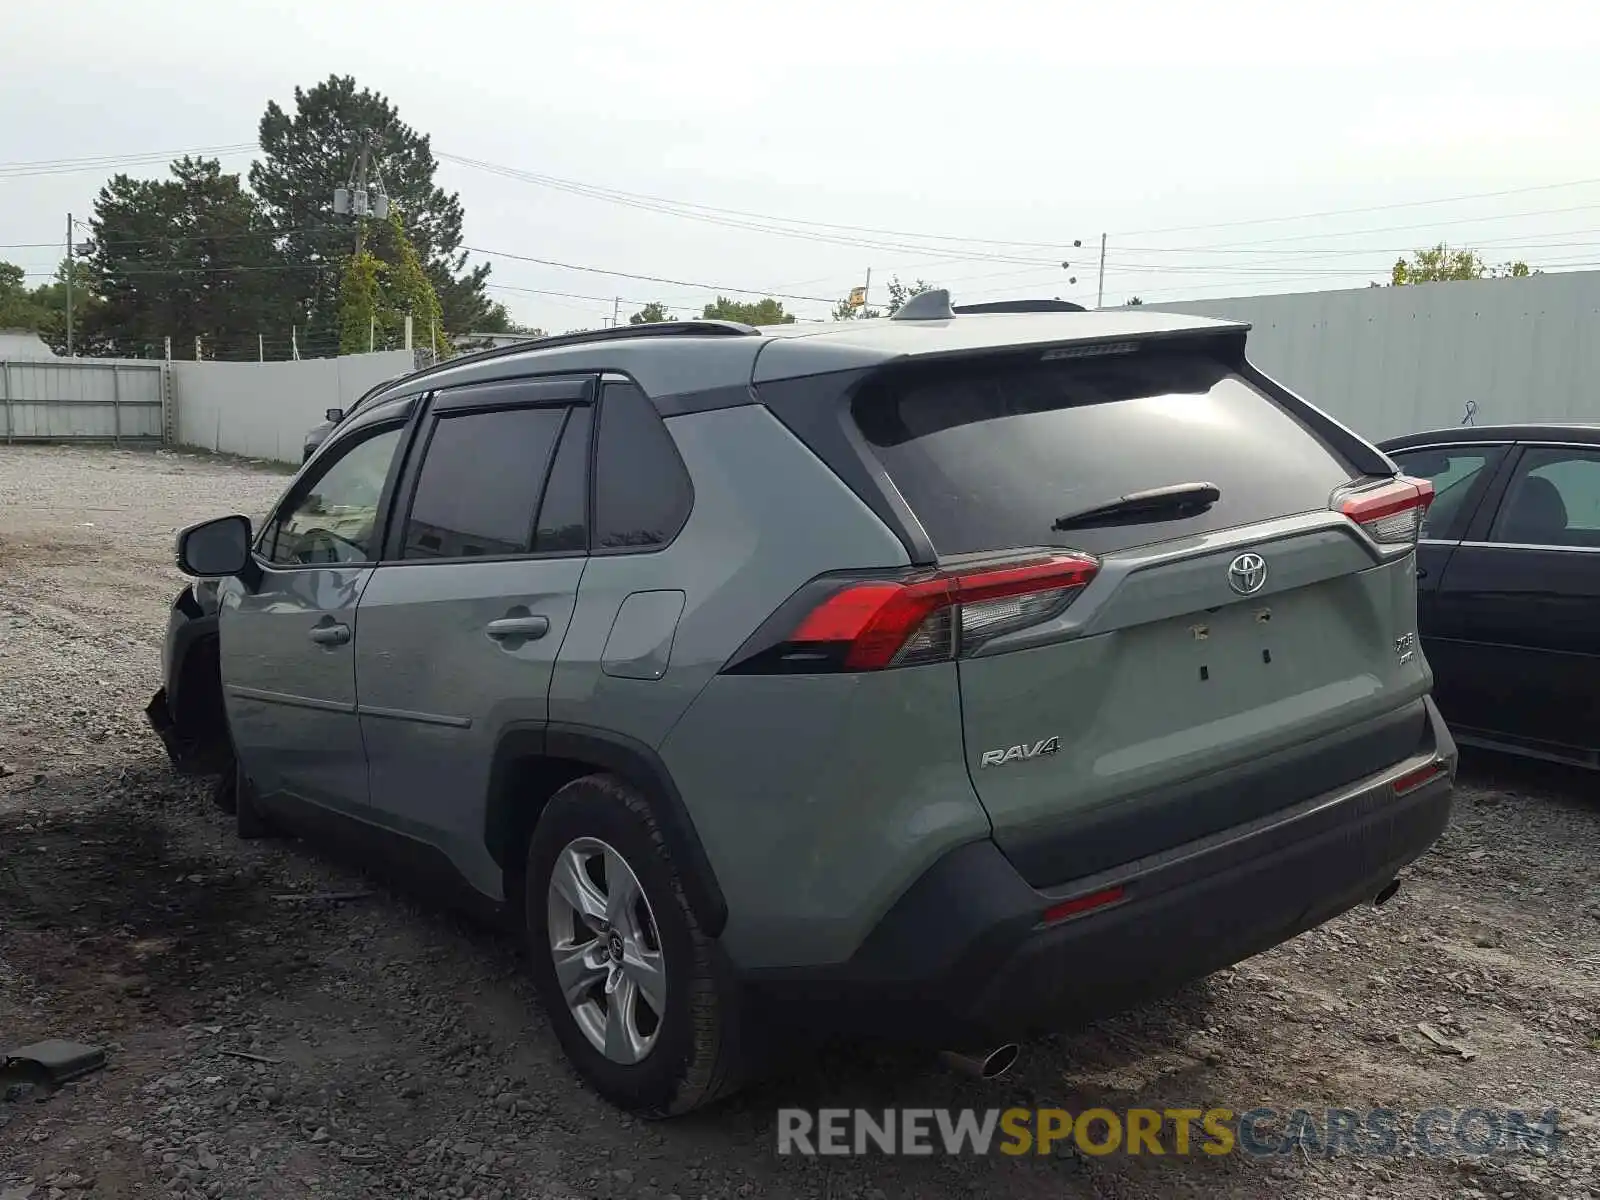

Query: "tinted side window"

xmin=1490 ymin=447 xmax=1600 ymax=548
xmin=1388 ymin=445 xmax=1505 ymax=541
xmin=534 ymin=406 xmax=592 ymax=553
xmin=403 ymin=406 xmax=565 ymax=559
xmin=592 ymin=382 xmax=692 ymax=552
xmin=261 ymin=424 xmax=404 ymax=566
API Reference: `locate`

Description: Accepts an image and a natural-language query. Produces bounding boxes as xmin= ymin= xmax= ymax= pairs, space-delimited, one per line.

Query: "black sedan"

xmin=1379 ymin=423 xmax=1600 ymax=770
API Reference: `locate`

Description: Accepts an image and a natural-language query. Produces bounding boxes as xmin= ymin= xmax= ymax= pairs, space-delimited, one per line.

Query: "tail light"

xmin=1338 ymin=476 xmax=1434 ymax=546
xmin=728 ymin=553 xmax=1099 ymax=673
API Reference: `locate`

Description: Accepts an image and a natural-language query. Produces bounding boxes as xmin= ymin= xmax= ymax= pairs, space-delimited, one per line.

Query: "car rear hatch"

xmin=772 ymin=334 xmax=1436 ymax=889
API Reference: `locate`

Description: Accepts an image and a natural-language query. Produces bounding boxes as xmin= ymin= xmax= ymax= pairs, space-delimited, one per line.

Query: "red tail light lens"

xmin=785 ymin=553 xmax=1100 ymax=671
xmin=1338 ymin=475 xmax=1435 ymax=546
xmin=1042 ymin=884 xmax=1126 ymax=926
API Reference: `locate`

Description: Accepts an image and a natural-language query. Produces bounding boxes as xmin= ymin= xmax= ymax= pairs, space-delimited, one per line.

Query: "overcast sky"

xmin=4 ymin=0 xmax=1600 ymax=333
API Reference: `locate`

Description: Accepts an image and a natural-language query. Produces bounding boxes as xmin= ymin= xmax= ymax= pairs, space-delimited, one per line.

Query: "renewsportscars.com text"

xmin=776 ymin=1106 xmax=1563 ymax=1158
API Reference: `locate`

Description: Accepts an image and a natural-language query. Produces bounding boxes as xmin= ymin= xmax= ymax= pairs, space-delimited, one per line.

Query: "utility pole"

xmin=403 ymin=313 xmax=413 ymax=351
xmin=863 ymin=267 xmax=872 ymax=310
xmin=65 ymin=213 xmax=74 ymax=356
xmin=352 ymin=128 xmax=373 ymax=258
xmin=258 ymin=333 xmax=265 ymax=362
xmin=1096 ymin=233 xmax=1107 ymax=309
xmin=194 ymin=336 xmax=202 ymax=361
xmin=369 ymin=313 xmax=375 ymax=353
xmin=612 ymin=296 xmax=621 ymax=327
xmin=163 ymin=336 xmax=172 ymax=362
xmin=291 ymin=325 xmax=300 ymax=361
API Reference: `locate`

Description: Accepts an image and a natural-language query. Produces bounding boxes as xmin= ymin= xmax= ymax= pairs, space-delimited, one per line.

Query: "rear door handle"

xmin=309 ymin=623 xmax=351 ymax=646
xmin=486 ymin=615 xmax=550 ymax=641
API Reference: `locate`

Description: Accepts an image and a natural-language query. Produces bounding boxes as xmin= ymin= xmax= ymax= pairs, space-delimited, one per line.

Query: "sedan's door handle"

xmin=485 ymin=615 xmax=550 ymax=641
xmin=309 ymin=622 xmax=351 ymax=646
xmin=1417 ymin=567 xmax=1429 ymax=580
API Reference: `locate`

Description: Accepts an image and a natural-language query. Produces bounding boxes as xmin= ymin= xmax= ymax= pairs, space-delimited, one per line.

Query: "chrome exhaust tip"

xmin=1373 ymin=878 xmax=1401 ymax=908
xmin=939 ymin=1044 xmax=1020 ymax=1080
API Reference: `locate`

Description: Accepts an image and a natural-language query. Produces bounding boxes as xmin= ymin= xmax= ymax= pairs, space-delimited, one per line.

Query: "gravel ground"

xmin=1 ymin=443 xmax=1597 ymax=1200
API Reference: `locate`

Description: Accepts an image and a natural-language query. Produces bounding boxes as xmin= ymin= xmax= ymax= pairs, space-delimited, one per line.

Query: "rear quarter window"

xmin=851 ymin=349 xmax=1357 ymax=557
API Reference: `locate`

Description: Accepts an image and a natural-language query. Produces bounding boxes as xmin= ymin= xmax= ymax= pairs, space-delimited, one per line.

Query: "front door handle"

xmin=486 ymin=615 xmax=550 ymax=641
xmin=309 ymin=622 xmax=351 ymax=646
xmin=1417 ymin=567 xmax=1429 ymax=580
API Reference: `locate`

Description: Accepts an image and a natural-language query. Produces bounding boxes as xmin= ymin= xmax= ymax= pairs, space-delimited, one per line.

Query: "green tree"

xmin=476 ymin=302 xmax=544 ymax=335
xmin=335 ymin=211 xmax=453 ymax=355
xmin=1125 ymin=296 xmax=1144 ymax=306
xmin=250 ymin=75 xmax=491 ymax=343
xmin=26 ymin=260 xmax=104 ymax=352
xmin=702 ymin=295 xmax=796 ymax=325
xmin=337 ymin=249 xmax=384 ymax=354
xmin=884 ymin=276 xmax=935 ymax=316
xmin=1391 ymin=243 xmax=1535 ymax=286
xmin=0 ymin=261 xmax=47 ymax=330
xmin=88 ymin=156 xmax=289 ymax=358
xmin=629 ymin=301 xmax=671 ymax=324
xmin=831 ymin=296 xmax=882 ymax=321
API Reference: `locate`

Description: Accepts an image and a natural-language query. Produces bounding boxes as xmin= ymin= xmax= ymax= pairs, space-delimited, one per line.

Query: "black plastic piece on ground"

xmin=2 ymin=1040 xmax=106 ymax=1085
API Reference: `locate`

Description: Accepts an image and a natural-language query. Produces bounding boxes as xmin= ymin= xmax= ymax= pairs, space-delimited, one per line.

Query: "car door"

xmin=1428 ymin=442 xmax=1600 ymax=757
xmin=354 ymin=376 xmax=593 ymax=898
xmin=1384 ymin=442 xmax=1511 ymax=734
xmin=220 ymin=399 xmax=413 ymax=817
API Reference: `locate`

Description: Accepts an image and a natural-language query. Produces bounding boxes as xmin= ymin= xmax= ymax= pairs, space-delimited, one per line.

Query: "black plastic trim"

xmin=652 ymin=383 xmax=757 ymax=419
xmin=429 ymin=375 xmax=593 ymax=412
xmin=952 ymin=299 xmax=1087 ymax=314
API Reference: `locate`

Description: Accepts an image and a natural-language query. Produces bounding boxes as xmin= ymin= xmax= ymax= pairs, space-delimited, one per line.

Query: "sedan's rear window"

xmin=851 ymin=348 xmax=1357 ymax=557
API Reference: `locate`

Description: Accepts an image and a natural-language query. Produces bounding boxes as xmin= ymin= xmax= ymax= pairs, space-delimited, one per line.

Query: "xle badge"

xmin=980 ymin=737 xmax=1061 ymax=768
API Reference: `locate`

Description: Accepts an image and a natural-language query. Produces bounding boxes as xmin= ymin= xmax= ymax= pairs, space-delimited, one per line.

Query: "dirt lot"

xmin=1 ymin=443 xmax=1597 ymax=1200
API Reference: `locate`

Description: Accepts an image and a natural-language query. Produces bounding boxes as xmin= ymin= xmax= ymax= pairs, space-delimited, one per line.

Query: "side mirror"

xmin=176 ymin=515 xmax=253 ymax=578
xmin=325 ymin=407 xmax=345 ymax=424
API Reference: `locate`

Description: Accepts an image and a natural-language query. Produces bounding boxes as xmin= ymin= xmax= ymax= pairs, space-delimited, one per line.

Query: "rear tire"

xmin=525 ymin=773 xmax=747 ymax=1117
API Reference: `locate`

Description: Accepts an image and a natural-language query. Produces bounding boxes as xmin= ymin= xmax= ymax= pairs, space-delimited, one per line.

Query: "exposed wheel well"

xmin=484 ymin=726 xmax=728 ymax=939
xmin=173 ymin=633 xmax=231 ymax=772
xmin=488 ymin=753 xmax=597 ymax=883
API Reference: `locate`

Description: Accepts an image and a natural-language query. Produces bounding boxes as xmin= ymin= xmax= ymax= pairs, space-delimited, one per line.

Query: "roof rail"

xmin=951 ymin=299 xmax=1087 ymax=314
xmin=379 ymin=319 xmax=761 ymax=394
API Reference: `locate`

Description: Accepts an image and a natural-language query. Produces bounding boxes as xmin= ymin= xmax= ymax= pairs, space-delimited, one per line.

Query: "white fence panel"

xmin=170 ymin=351 xmax=416 ymax=464
xmin=0 ymin=359 xmax=166 ymax=443
xmin=1154 ymin=269 xmax=1600 ymax=441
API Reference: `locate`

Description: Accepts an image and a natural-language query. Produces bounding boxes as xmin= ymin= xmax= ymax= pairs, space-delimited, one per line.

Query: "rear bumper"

xmin=747 ymin=696 xmax=1456 ymax=1044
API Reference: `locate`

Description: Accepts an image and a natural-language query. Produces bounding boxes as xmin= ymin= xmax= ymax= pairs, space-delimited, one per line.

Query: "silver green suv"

xmin=147 ymin=293 xmax=1455 ymax=1115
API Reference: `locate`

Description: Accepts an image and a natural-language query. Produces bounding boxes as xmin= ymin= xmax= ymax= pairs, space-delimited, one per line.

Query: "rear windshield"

xmin=851 ymin=348 xmax=1356 ymax=557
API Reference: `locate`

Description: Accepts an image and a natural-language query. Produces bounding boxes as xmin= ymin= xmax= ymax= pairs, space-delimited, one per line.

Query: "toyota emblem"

xmin=1227 ymin=552 xmax=1268 ymax=596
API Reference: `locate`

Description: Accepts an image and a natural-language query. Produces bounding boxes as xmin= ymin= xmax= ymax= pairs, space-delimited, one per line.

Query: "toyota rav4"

xmin=146 ymin=293 xmax=1455 ymax=1116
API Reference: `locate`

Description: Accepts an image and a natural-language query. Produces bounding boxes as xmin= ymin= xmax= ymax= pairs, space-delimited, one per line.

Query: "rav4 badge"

xmin=980 ymin=737 xmax=1061 ymax=768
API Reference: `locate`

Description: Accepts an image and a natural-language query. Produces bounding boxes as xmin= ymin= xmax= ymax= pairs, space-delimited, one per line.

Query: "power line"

xmin=462 ymin=244 xmax=839 ymax=303
xmin=440 ymin=148 xmax=1600 ymax=262
xmin=1112 ymin=177 xmax=1600 ymax=237
xmin=0 ymin=143 xmax=258 ymax=181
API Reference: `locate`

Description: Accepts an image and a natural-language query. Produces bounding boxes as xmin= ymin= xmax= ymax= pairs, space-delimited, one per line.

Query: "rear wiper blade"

xmin=1052 ymin=482 xmax=1221 ymax=532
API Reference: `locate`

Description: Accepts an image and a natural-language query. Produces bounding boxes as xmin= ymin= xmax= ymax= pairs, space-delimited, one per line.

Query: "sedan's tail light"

xmin=727 ymin=553 xmax=1100 ymax=674
xmin=1338 ymin=476 xmax=1434 ymax=546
